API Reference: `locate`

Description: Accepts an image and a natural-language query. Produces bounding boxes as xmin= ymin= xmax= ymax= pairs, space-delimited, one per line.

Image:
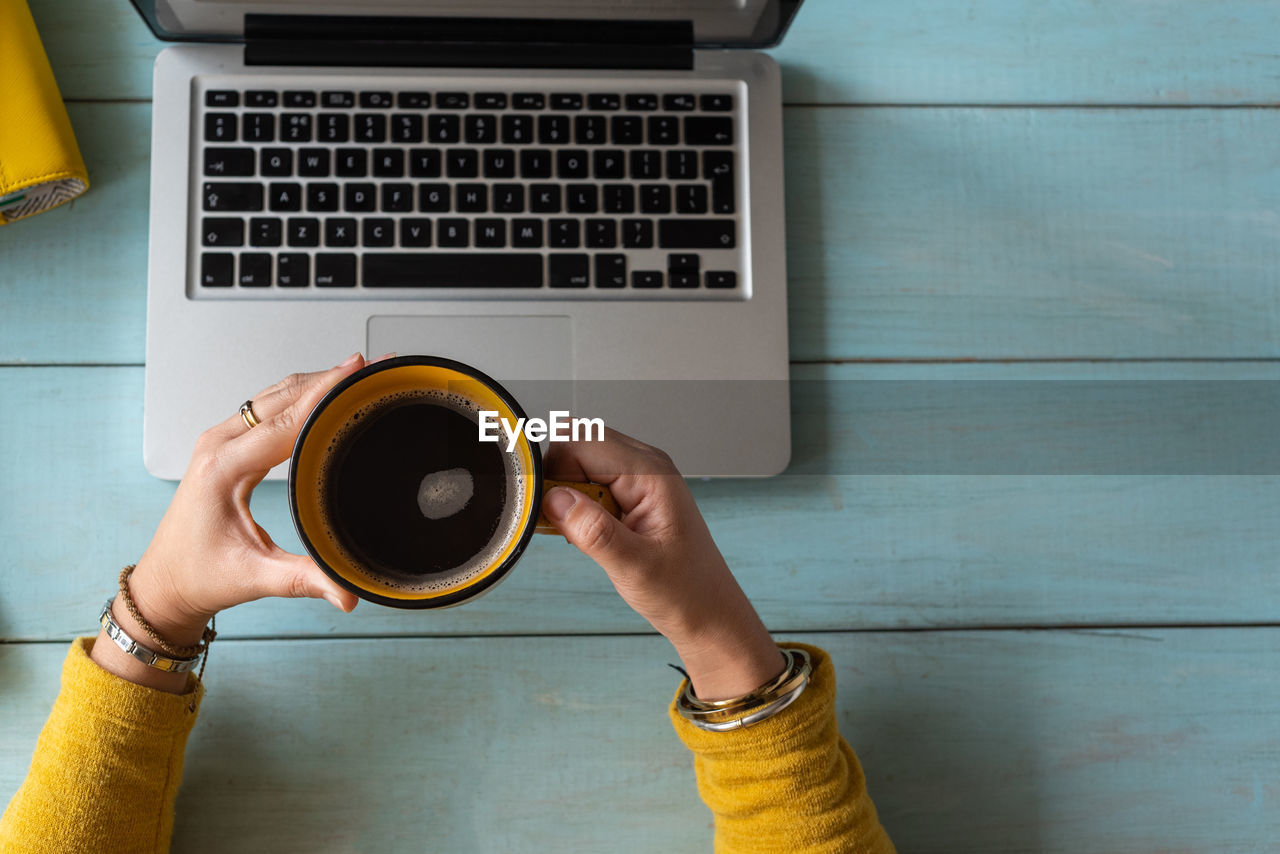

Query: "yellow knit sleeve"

xmin=669 ymin=643 xmax=896 ymax=854
xmin=0 ymin=638 xmax=203 ymax=854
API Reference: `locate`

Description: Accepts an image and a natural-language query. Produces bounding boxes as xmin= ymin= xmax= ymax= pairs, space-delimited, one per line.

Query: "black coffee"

xmin=322 ymin=395 xmax=516 ymax=588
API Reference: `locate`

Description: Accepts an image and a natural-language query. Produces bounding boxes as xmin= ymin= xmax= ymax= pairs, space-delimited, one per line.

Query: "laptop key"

xmin=630 ymin=150 xmax=661 ymax=179
xmin=513 ymin=93 xmax=545 ymax=110
xmin=640 ymin=184 xmax=671 ymax=214
xmin=588 ymin=93 xmax=621 ymax=111
xmin=238 ymin=253 xmax=272 ymax=285
xmin=663 ymin=94 xmax=697 ymax=111
xmin=465 ymin=115 xmax=497 ymax=144
xmin=446 ymin=150 xmax=479 ymax=178
xmin=418 ymin=184 xmax=450 ymax=212
xmin=200 ymin=253 xmax=234 ymax=286
xmin=344 ymin=184 xmax=376 ymax=212
xmin=611 ymin=116 xmax=642 ymax=144
xmin=668 ymin=254 xmax=700 ymax=273
xmin=667 ymin=150 xmax=697 ymax=180
xmin=322 ymin=91 xmax=354 ymax=108
xmin=575 ymin=115 xmax=606 ymax=144
xmin=260 ymin=149 xmax=292 ymax=177
xmin=586 ymin=219 xmax=616 ymax=248
xmin=475 ymin=219 xmax=506 ymax=247
xmin=268 ymin=183 xmax=302 ymax=212
xmin=401 ymin=219 xmax=432 ymax=247
xmin=325 ymin=218 xmax=357 ymax=247
xmin=205 ymin=113 xmax=236 ymax=142
xmin=381 ymin=183 xmax=414 ymax=212
xmin=484 ymin=149 xmax=516 ymax=178
xmin=246 ymin=90 xmax=277 ymax=108
xmin=701 ymin=94 xmax=734 ymax=111
xmin=201 ymin=218 xmax=244 ymax=247
xmin=622 ymin=218 xmax=654 ymax=248
xmin=249 ymin=218 xmax=283 ymax=247
xmin=336 ymin=149 xmax=368 ymax=177
xmin=557 ymin=150 xmax=588 ymax=179
xmin=284 ymin=91 xmax=316 ymax=108
xmin=593 ymin=150 xmax=625 ymax=179
xmin=511 ymin=219 xmax=543 ymax=247
xmin=706 ymin=271 xmax=738 ymax=288
xmin=603 ymin=184 xmax=635 ymax=214
xmin=360 ymin=91 xmax=394 ymax=108
xmin=566 ymin=184 xmax=598 ymax=213
xmin=704 ymin=151 xmax=736 ymax=213
xmin=298 ymin=149 xmax=330 ymax=177
xmin=398 ymin=92 xmax=432 ymax=108
xmin=276 ymin=253 xmax=310 ymax=286
xmin=409 ymin=149 xmax=442 ymax=177
xmin=549 ymin=254 xmax=590 ymax=287
xmin=363 ymin=219 xmax=395 ymax=247
xmin=530 ymin=184 xmax=561 ymax=213
xmin=372 ymin=148 xmax=404 ymax=177
xmin=437 ymin=219 xmax=469 ymax=247
xmin=437 ymin=92 xmax=470 ymax=109
xmin=685 ymin=116 xmax=734 ymax=146
xmin=355 ymin=114 xmax=386 ymax=143
xmin=520 ymin=149 xmax=552 ymax=178
xmin=307 ymin=183 xmax=339 ymax=212
xmin=318 ymin=114 xmax=349 ymax=143
xmin=632 ymin=270 xmax=663 ymax=288
xmin=549 ymin=219 xmax=580 ymax=248
xmin=315 ymin=254 xmax=357 ymax=287
xmin=658 ymin=219 xmax=736 ymax=249
xmin=626 ymin=94 xmax=658 ymax=111
xmin=205 ymin=90 xmax=238 ymax=107
xmin=281 ymin=113 xmax=312 ymax=142
xmin=287 ymin=218 xmax=320 ymax=247
xmin=539 ymin=115 xmax=569 ymax=144
xmin=596 ymin=254 xmax=627 ymax=287
xmin=364 ymin=253 xmax=543 ymax=287
xmin=676 ymin=184 xmax=708 ymax=214
xmin=647 ymin=116 xmax=679 ymax=145
xmin=203 ymin=182 xmax=263 ymax=212
xmin=392 ymin=114 xmax=423 ymax=143
xmin=243 ymin=113 xmax=274 ymax=142
xmin=502 ymin=115 xmax=533 ymax=144
xmin=456 ymin=184 xmax=487 ymax=212
xmin=551 ymin=93 xmax=583 ymax=110
xmin=476 ymin=93 xmax=508 ymax=109
xmin=670 ymin=272 xmax=700 ymax=288
xmin=203 ymin=148 xmax=253 ymax=176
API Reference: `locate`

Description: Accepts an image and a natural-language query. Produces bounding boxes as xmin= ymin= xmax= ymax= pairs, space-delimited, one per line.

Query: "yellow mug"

xmin=289 ymin=355 xmax=618 ymax=609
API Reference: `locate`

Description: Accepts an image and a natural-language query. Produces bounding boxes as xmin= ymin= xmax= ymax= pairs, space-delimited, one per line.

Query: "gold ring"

xmin=239 ymin=400 xmax=261 ymax=430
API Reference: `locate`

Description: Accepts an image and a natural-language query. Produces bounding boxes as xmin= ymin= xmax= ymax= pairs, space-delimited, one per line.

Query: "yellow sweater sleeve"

xmin=0 ymin=638 xmax=203 ymax=854
xmin=670 ymin=643 xmax=896 ymax=854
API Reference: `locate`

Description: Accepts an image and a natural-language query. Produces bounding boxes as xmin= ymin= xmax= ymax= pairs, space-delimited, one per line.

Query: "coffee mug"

xmin=289 ymin=355 xmax=618 ymax=609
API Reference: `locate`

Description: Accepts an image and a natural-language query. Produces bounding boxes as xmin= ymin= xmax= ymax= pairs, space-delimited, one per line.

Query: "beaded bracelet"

xmin=675 ymin=647 xmax=813 ymax=732
xmin=115 ymin=565 xmax=217 ymax=684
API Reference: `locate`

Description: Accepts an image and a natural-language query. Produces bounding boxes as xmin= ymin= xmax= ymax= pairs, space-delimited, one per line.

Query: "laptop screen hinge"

xmin=244 ymin=15 xmax=694 ymax=71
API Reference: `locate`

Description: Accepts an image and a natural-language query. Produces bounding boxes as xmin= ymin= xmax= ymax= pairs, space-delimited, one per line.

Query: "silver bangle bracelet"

xmin=684 ymin=680 xmax=809 ymax=732
xmin=98 ymin=599 xmax=202 ymax=674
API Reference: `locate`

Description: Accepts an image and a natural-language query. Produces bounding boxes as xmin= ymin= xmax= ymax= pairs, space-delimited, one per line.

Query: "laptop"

xmin=131 ymin=0 xmax=800 ymax=478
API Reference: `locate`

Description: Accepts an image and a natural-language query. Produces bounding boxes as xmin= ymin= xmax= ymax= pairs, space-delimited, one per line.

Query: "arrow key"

xmin=684 ymin=116 xmax=734 ymax=146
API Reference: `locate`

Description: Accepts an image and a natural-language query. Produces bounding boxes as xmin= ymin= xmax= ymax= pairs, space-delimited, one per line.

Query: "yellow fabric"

xmin=0 ymin=0 xmax=90 ymax=224
xmin=670 ymin=643 xmax=896 ymax=854
xmin=0 ymin=639 xmax=201 ymax=854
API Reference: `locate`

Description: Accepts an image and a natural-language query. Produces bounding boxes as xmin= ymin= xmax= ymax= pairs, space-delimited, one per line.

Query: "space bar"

xmin=363 ymin=253 xmax=544 ymax=287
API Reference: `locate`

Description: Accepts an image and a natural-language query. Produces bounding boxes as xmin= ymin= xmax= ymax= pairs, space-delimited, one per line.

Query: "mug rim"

xmin=288 ymin=354 xmax=544 ymax=610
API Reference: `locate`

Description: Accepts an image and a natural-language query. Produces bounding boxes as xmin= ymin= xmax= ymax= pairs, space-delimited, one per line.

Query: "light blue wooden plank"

xmin=4 ymin=365 xmax=1279 ymax=640
xmin=35 ymin=0 xmax=1280 ymax=106
xmin=6 ymin=106 xmax=1280 ymax=364
xmin=3 ymin=630 xmax=1278 ymax=852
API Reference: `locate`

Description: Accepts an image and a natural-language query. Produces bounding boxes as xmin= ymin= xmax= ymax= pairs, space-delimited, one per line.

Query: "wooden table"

xmin=3 ymin=1 xmax=1278 ymax=850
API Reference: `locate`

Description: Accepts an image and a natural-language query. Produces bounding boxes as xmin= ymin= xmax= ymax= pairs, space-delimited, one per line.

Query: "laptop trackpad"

xmin=367 ymin=315 xmax=574 ymax=421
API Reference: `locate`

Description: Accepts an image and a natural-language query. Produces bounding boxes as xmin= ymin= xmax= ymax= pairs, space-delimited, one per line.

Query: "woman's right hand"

xmin=541 ymin=429 xmax=785 ymax=701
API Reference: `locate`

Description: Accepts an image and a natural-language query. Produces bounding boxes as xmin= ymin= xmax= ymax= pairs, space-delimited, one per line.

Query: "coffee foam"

xmin=316 ymin=387 xmax=527 ymax=594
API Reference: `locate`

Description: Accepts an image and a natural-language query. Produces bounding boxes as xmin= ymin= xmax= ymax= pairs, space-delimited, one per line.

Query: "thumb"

xmin=262 ymin=551 xmax=360 ymax=613
xmin=542 ymin=487 xmax=647 ymax=574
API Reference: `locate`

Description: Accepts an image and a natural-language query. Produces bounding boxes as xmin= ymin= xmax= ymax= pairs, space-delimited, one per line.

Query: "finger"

xmin=218 ymin=354 xmax=368 ymax=478
xmin=257 ymin=550 xmax=360 ymax=612
xmin=543 ymin=427 xmax=681 ymax=511
xmin=541 ymin=486 xmax=652 ymax=576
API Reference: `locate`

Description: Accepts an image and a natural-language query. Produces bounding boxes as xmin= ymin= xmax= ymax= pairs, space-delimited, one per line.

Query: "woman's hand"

xmin=92 ymin=355 xmax=368 ymax=691
xmin=542 ymin=429 xmax=784 ymax=701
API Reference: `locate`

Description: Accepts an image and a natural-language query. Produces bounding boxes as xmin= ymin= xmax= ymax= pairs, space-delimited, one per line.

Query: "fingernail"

xmin=338 ymin=352 xmax=362 ymax=368
xmin=543 ymin=487 xmax=579 ymax=519
xmin=324 ymin=593 xmax=347 ymax=612
xmin=373 ymin=351 xmax=397 ymax=363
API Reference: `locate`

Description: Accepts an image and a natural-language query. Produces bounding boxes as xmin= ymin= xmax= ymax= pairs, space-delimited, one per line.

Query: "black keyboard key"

xmin=667 ymin=150 xmax=698 ymax=180
xmin=398 ymin=92 xmax=432 ymax=108
xmin=284 ymin=90 xmax=316 ymax=108
xmin=502 ymin=115 xmax=534 ymax=144
xmin=246 ymin=90 xmax=277 ymax=108
xmin=287 ymin=217 xmax=320 ymax=247
xmin=557 ymin=150 xmax=588 ymax=178
xmin=249 ymin=217 xmax=283 ymax=247
xmin=632 ymin=270 xmax=663 ymax=288
xmin=409 ymin=149 xmax=442 ymax=177
xmin=201 ymin=218 xmax=244 ymax=247
xmin=203 ymin=182 xmax=263 ymax=212
xmin=622 ymin=218 xmax=654 ymax=248
xmin=701 ymin=94 xmax=734 ymax=111
xmin=437 ymin=218 xmax=469 ymax=247
xmin=567 ymin=184 xmax=598 ymax=213
xmin=316 ymin=254 xmax=357 ymax=287
xmin=685 ymin=116 xmax=734 ymax=146
xmin=201 ymin=253 xmax=234 ymax=286
xmin=282 ymin=113 xmax=312 ymax=142
xmin=549 ymin=219 xmax=580 ymax=248
xmin=401 ymin=219 xmax=432 ymax=247
xmin=514 ymin=93 xmax=545 ymax=110
xmin=704 ymin=150 xmax=736 ymax=213
xmin=239 ymin=253 xmax=272 ymax=286
xmin=596 ymin=254 xmax=627 ymax=287
xmin=446 ymin=149 xmax=478 ymax=178
xmin=476 ymin=92 xmax=508 ymax=109
xmin=372 ymin=148 xmax=405 ymax=177
xmin=626 ymin=94 xmax=658 ymax=111
xmin=205 ymin=113 xmax=237 ymax=142
xmin=521 ymin=149 xmax=552 ymax=178
xmin=359 ymin=91 xmax=394 ymax=108
xmin=658 ymin=219 xmax=736 ymax=249
xmin=465 ymin=114 xmax=497 ymax=144
xmin=640 ymin=184 xmax=671 ymax=214
xmin=204 ymin=148 xmax=253 ymax=176
xmin=706 ymin=270 xmax=738 ymax=288
xmin=355 ymin=113 xmax=386 ymax=143
xmin=437 ymin=92 xmax=470 ymax=109
xmin=268 ymin=182 xmax=302 ymax=212
xmin=630 ymin=150 xmax=661 ymax=179
xmin=611 ymin=116 xmax=642 ymax=145
xmin=551 ymin=93 xmax=583 ymax=110
xmin=575 ymin=115 xmax=606 ymax=144
xmin=419 ymin=183 xmax=450 ymax=212
xmin=588 ymin=93 xmax=621 ymax=111
xmin=277 ymin=253 xmax=310 ymax=286
xmin=243 ymin=113 xmax=274 ymax=142
xmin=336 ymin=149 xmax=368 ymax=177
xmin=648 ymin=116 xmax=678 ymax=145
xmin=206 ymin=90 xmax=238 ymax=107
xmin=603 ymin=184 xmax=635 ymax=214
xmin=364 ymin=253 xmax=543 ymax=287
xmin=260 ymin=149 xmax=292 ymax=177
xmin=668 ymin=253 xmax=700 ymax=272
xmin=550 ymin=253 xmax=589 ymax=287
xmin=307 ymin=183 xmax=339 ymax=212
xmin=530 ymin=184 xmax=561 ymax=213
xmin=457 ymin=184 xmax=487 ymax=212
xmin=484 ymin=149 xmax=516 ymax=178
xmin=585 ymin=218 xmax=616 ymax=248
xmin=475 ymin=219 xmax=506 ymax=247
xmin=539 ymin=115 xmax=570 ymax=144
xmin=511 ymin=218 xmax=543 ymax=247
xmin=344 ymin=183 xmax=376 ymax=212
xmin=318 ymin=114 xmax=349 ymax=143
xmin=493 ymin=184 xmax=524 ymax=213
xmin=381 ymin=183 xmax=414 ymax=212
xmin=363 ymin=218 xmax=395 ymax=247
xmin=676 ymin=184 xmax=708 ymax=214
xmin=593 ymin=150 xmax=626 ymax=179
xmin=670 ymin=272 xmax=700 ymax=288
xmin=297 ymin=149 xmax=330 ymax=177
xmin=392 ymin=114 xmax=424 ymax=143
xmin=325 ymin=218 xmax=357 ymax=247
xmin=322 ymin=91 xmax=354 ymax=108
xmin=663 ymin=94 xmax=697 ymax=111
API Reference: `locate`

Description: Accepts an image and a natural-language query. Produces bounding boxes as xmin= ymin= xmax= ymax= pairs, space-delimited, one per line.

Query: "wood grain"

xmin=2 ymin=631 xmax=1277 ymax=853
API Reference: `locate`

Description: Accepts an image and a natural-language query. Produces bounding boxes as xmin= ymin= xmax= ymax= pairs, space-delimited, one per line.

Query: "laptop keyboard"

xmin=194 ymin=80 xmax=745 ymax=298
